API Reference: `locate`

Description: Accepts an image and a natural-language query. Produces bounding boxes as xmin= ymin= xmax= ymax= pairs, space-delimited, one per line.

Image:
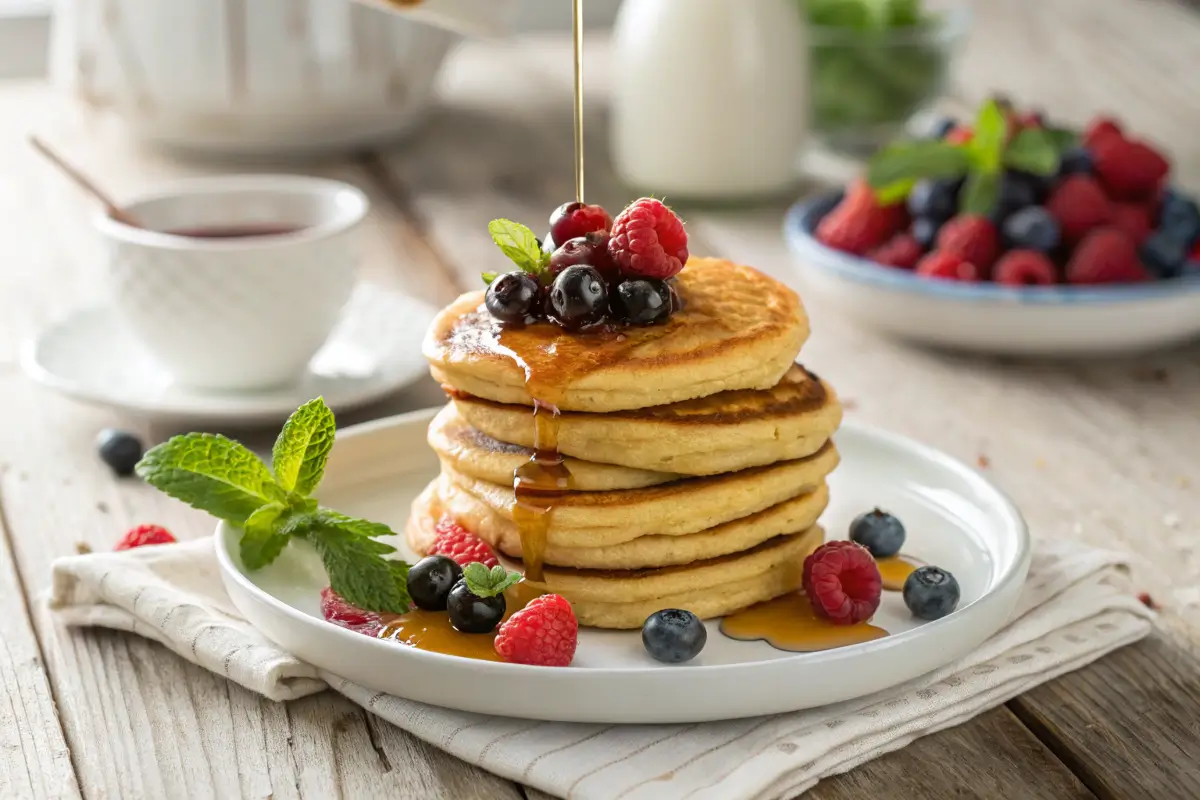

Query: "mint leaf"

xmin=866 ymin=140 xmax=971 ymax=189
xmin=1004 ymin=128 xmax=1061 ymax=176
xmin=461 ymin=563 xmax=521 ymax=598
xmin=960 ymin=170 xmax=1001 ymax=216
xmin=301 ymin=520 xmax=410 ymax=613
xmin=271 ymin=397 xmax=336 ymax=496
xmin=137 ymin=434 xmax=285 ymax=525
xmin=311 ymin=510 xmax=395 ymax=539
xmin=481 ymin=271 xmax=498 ymax=286
xmin=1042 ymin=126 xmax=1078 ymax=153
xmin=488 ymin=219 xmax=550 ymax=280
xmin=969 ymin=99 xmax=1008 ymax=172
xmin=240 ymin=503 xmax=291 ymax=570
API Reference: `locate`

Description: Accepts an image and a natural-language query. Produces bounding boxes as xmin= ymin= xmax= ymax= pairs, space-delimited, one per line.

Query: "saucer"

xmin=21 ymin=283 xmax=437 ymax=424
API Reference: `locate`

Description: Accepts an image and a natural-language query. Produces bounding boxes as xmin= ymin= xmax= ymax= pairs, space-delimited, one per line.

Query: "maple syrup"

xmin=377 ymin=582 xmax=543 ymax=661
xmin=719 ymin=593 xmax=887 ymax=652
xmin=877 ymin=555 xmax=920 ymax=592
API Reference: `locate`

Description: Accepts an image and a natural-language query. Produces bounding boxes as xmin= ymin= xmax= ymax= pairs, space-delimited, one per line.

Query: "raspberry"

xmin=320 ymin=587 xmax=383 ymax=637
xmin=494 ymin=594 xmax=578 ymax=666
xmin=607 ymin=198 xmax=689 ymax=279
xmin=994 ymin=250 xmax=1057 ymax=286
xmin=114 ymin=524 xmax=177 ymax=551
xmin=428 ymin=516 xmax=499 ymax=568
xmin=868 ymin=233 xmax=923 ymax=269
xmin=936 ymin=215 xmax=1000 ymax=269
xmin=1092 ymin=136 xmax=1170 ymax=202
xmin=1191 ymin=240 xmax=1200 ymax=263
xmin=1066 ymin=228 xmax=1150 ymax=284
xmin=915 ymin=250 xmax=982 ymax=281
xmin=802 ymin=541 xmax=882 ymax=625
xmin=1082 ymin=116 xmax=1123 ymax=149
xmin=1046 ymin=175 xmax=1113 ymax=244
xmin=944 ymin=125 xmax=973 ymax=145
xmin=1110 ymin=202 xmax=1153 ymax=246
xmin=548 ymin=202 xmax=612 ymax=248
xmin=815 ymin=180 xmax=906 ymax=257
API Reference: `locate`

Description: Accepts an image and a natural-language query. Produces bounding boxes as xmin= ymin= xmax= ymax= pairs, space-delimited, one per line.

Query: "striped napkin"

xmin=49 ymin=537 xmax=1152 ymax=800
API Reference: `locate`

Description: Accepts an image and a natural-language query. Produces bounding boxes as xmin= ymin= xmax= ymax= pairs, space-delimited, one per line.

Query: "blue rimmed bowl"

xmin=784 ymin=192 xmax=1200 ymax=356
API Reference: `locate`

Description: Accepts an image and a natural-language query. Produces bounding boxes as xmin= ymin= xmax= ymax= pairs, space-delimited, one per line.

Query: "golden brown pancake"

xmin=423 ymin=258 xmax=808 ymax=413
xmin=451 ymin=364 xmax=842 ymax=476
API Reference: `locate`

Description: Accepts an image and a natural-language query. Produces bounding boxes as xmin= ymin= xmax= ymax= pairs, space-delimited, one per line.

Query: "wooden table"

xmin=4 ymin=2 xmax=1200 ymax=797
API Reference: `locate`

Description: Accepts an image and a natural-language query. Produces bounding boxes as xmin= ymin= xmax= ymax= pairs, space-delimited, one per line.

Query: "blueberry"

xmin=96 ymin=429 xmax=144 ymax=477
xmin=1139 ymin=232 xmax=1189 ymax=279
xmin=903 ymin=566 xmax=961 ymax=620
xmin=911 ymin=217 xmax=942 ymax=249
xmin=848 ymin=509 xmax=906 ymax=558
xmin=549 ymin=232 xmax=618 ymax=281
xmin=549 ymin=265 xmax=608 ymax=329
xmin=642 ymin=608 xmax=707 ymax=663
xmin=906 ymin=179 xmax=960 ymax=221
xmin=447 ymin=581 xmax=506 ymax=633
xmin=486 ymin=271 xmax=541 ymax=324
xmin=407 ymin=556 xmax=463 ymax=611
xmin=612 ymin=279 xmax=672 ymax=325
xmin=930 ymin=116 xmax=957 ymax=140
xmin=1002 ymin=206 xmax=1061 ymax=253
xmin=1058 ymin=146 xmax=1095 ymax=176
xmin=994 ymin=172 xmax=1042 ymax=220
xmin=1159 ymin=192 xmax=1200 ymax=245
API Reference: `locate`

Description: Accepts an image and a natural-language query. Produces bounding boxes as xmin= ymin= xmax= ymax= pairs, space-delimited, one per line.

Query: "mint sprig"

xmin=485 ymin=218 xmax=551 ymax=285
xmin=136 ymin=398 xmax=412 ymax=613
xmin=866 ymin=98 xmax=1071 ymax=216
xmin=461 ymin=563 xmax=521 ymax=598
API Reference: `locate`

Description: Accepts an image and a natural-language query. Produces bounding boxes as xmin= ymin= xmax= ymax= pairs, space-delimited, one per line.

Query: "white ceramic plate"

xmin=785 ymin=193 xmax=1200 ymax=356
xmin=21 ymin=283 xmax=435 ymax=424
xmin=216 ymin=407 xmax=1030 ymax=723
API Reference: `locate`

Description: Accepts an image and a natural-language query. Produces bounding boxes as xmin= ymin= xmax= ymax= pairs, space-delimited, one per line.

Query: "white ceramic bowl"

xmin=785 ymin=193 xmax=1200 ymax=356
xmin=96 ymin=175 xmax=367 ymax=391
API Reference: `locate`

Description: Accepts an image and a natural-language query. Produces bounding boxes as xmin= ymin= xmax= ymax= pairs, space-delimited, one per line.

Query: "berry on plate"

xmin=902 ymin=566 xmax=961 ymax=620
xmin=430 ymin=517 xmax=499 ymax=568
xmin=906 ymin=178 xmax=960 ymax=222
xmin=802 ymin=541 xmax=882 ymax=625
xmin=96 ymin=429 xmax=144 ymax=477
xmin=849 ymin=509 xmax=906 ymax=559
xmin=1139 ymin=232 xmax=1190 ymax=279
xmin=485 ymin=271 xmax=541 ymax=324
xmin=936 ymin=215 xmax=999 ymax=270
xmin=407 ymin=555 xmax=464 ymax=612
xmin=915 ymin=250 xmax=981 ymax=281
xmin=994 ymin=250 xmax=1057 ymax=286
xmin=321 ymin=587 xmax=384 ymax=637
xmin=1110 ymin=202 xmax=1154 ymax=246
xmin=1057 ymin=145 xmax=1095 ymax=177
xmin=115 ymin=523 xmax=176 ymax=551
xmin=447 ymin=563 xmax=521 ymax=634
xmin=494 ymin=593 xmax=578 ymax=666
xmin=1046 ymin=175 xmax=1113 ymax=244
xmin=816 ymin=179 xmax=906 ymax=257
xmin=1066 ymin=228 xmax=1150 ymax=284
xmin=641 ymin=608 xmax=707 ymax=664
xmin=1082 ymin=116 xmax=1122 ymax=149
xmin=549 ymin=231 xmax=619 ymax=281
xmin=1092 ymin=135 xmax=1170 ymax=202
xmin=611 ymin=278 xmax=673 ymax=325
xmin=910 ymin=217 xmax=941 ymax=250
xmin=549 ymin=202 xmax=612 ymax=247
xmin=549 ymin=265 xmax=609 ymax=329
xmin=1159 ymin=191 xmax=1200 ymax=246
xmin=995 ymin=171 xmax=1043 ymax=219
xmin=1001 ymin=206 xmax=1061 ymax=253
xmin=868 ymin=234 xmax=923 ymax=269
xmin=608 ymin=197 xmax=690 ymax=279
xmin=944 ymin=125 xmax=973 ymax=145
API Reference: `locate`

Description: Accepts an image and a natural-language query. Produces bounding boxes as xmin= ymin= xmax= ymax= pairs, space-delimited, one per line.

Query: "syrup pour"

xmin=377 ymin=582 xmax=543 ymax=661
xmin=512 ymin=400 xmax=570 ymax=582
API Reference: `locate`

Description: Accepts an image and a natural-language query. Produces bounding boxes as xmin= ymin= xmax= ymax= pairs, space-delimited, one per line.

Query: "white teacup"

xmin=96 ymin=175 xmax=367 ymax=392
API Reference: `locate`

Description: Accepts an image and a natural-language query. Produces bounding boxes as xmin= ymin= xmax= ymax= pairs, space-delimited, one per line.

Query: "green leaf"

xmin=969 ymin=99 xmax=1008 ymax=172
xmin=866 ymin=140 xmax=971 ymax=189
xmin=1004 ymin=128 xmax=1061 ymax=176
xmin=271 ymin=397 xmax=336 ymax=496
xmin=136 ymin=434 xmax=284 ymax=525
xmin=239 ymin=503 xmax=291 ymax=570
xmin=481 ymin=271 xmax=498 ymax=286
xmin=873 ymin=179 xmax=917 ymax=205
xmin=312 ymin=510 xmax=396 ymax=539
xmin=960 ymin=170 xmax=1001 ymax=216
xmin=300 ymin=519 xmax=410 ymax=614
xmin=488 ymin=219 xmax=549 ymax=280
xmin=461 ymin=563 xmax=522 ymax=598
xmin=1042 ymin=126 xmax=1079 ymax=153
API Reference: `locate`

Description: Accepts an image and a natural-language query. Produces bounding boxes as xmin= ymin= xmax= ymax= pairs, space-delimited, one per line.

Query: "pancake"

xmin=410 ymin=477 xmax=830 ymax=569
xmin=452 ymin=364 xmax=842 ymax=476
xmin=434 ymin=442 xmax=839 ymax=549
xmin=423 ymin=258 xmax=808 ymax=413
xmin=427 ymin=403 xmax=683 ymax=491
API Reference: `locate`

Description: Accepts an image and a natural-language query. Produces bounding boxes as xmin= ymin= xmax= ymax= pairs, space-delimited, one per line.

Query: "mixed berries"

xmin=817 ymin=98 xmax=1200 ymax=285
xmin=482 ymin=197 xmax=689 ymax=330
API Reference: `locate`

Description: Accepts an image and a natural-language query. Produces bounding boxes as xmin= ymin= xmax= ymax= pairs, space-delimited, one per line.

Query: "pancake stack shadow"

xmin=408 ymin=258 xmax=845 ymax=629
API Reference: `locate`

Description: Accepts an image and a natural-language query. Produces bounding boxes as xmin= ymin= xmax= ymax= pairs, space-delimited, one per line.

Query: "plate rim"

xmin=215 ymin=408 xmax=1033 ymax=680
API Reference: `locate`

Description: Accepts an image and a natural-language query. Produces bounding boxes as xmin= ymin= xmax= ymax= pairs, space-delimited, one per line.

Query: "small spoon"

xmin=29 ymin=136 xmax=142 ymax=228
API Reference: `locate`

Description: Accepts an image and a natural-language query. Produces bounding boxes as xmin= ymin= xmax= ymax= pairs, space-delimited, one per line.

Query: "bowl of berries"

xmin=785 ymin=99 xmax=1200 ymax=356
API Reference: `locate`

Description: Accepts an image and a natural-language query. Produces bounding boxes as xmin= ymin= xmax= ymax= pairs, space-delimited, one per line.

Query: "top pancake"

xmin=423 ymin=257 xmax=808 ymax=413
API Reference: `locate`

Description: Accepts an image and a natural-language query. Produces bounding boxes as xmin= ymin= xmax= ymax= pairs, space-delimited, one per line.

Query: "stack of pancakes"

xmin=408 ymin=257 xmax=843 ymax=629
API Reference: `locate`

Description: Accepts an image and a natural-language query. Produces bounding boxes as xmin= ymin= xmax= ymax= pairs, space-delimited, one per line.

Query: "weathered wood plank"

xmin=1009 ymin=633 xmax=1200 ymax=800
xmin=809 ymin=707 xmax=1094 ymax=800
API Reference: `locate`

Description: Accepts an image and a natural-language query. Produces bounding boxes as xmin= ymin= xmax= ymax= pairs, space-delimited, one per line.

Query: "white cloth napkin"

xmin=49 ymin=537 xmax=1152 ymax=800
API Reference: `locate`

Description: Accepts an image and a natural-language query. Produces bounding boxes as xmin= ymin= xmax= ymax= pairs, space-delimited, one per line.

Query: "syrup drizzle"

xmin=377 ymin=582 xmax=543 ymax=661
xmin=512 ymin=400 xmax=570 ymax=582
